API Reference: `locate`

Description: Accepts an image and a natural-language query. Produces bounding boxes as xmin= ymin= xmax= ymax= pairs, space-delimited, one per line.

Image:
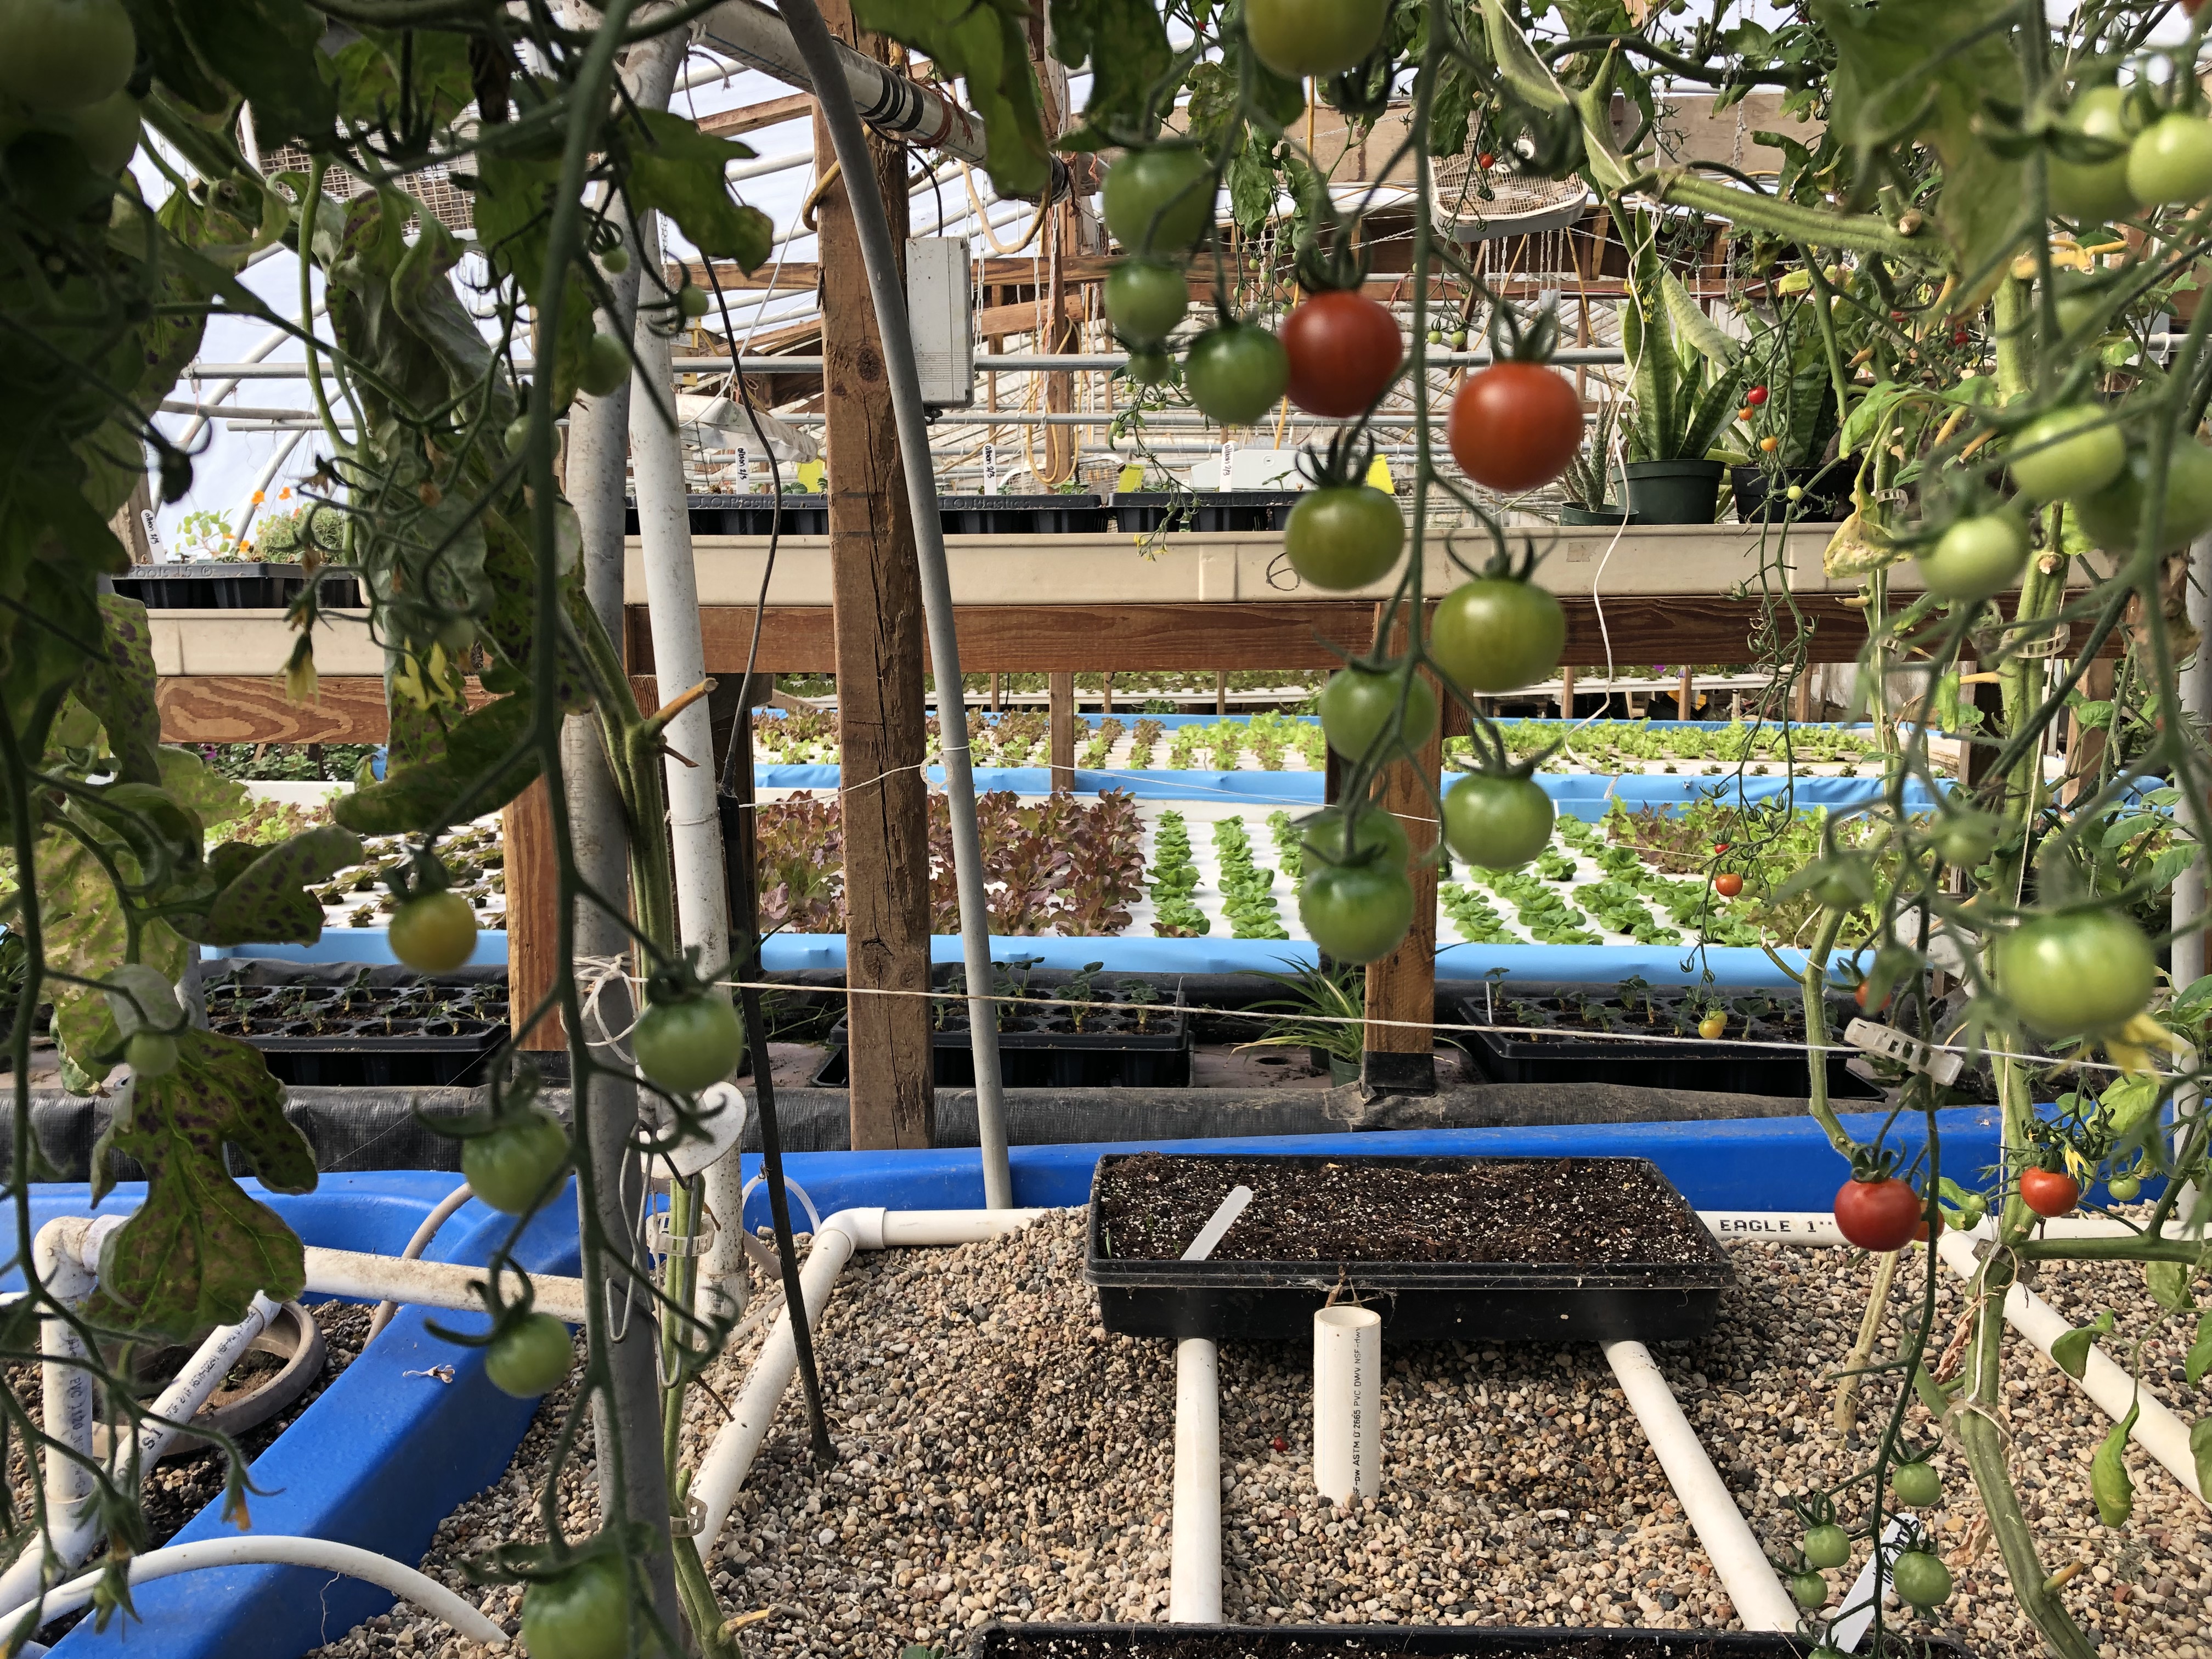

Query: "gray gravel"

xmin=302 ymin=1211 xmax=2212 ymax=1659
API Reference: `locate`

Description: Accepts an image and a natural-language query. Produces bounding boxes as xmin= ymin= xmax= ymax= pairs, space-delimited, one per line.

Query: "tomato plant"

xmin=390 ymin=891 xmax=480 ymax=974
xmin=1713 ymin=872 xmax=1743 ymax=898
xmin=1891 ymin=1460 xmax=1943 ymax=1506
xmin=0 ymin=0 xmax=136 ymax=112
xmin=1284 ymin=484 xmax=1403 ymax=590
xmin=462 ymin=1109 xmax=572 ymax=1215
xmin=2127 ymin=113 xmax=2212 ymax=207
xmin=485 ymin=1313 xmax=575 ymax=1398
xmin=1889 ymin=1548 xmax=1953 ymax=1611
xmin=1302 ymin=806 xmax=1409 ymax=870
xmin=1282 ymin=289 xmax=1403 ymax=417
xmin=522 ymin=1554 xmax=630 ymax=1659
xmin=1697 ymin=1012 xmax=1727 ymax=1040
xmin=1185 ymin=321 xmax=1289 ymax=426
xmin=2006 ymin=405 xmax=2125 ymax=501
xmin=1802 ymin=1524 xmax=1852 ymax=1570
xmin=1297 ymin=859 xmax=1414 ymax=964
xmin=576 ymin=332 xmax=631 ymax=399
xmin=2049 ymin=86 xmax=2138 ymax=221
xmin=1442 ymin=775 xmax=1555 ymax=870
xmin=2069 ymin=440 xmax=2212 ymax=554
xmin=1790 ymin=1570 xmax=1830 ymax=1609
xmin=633 ymin=994 xmax=746 ymax=1094
xmin=1833 ymin=1177 xmax=1921 ymax=1252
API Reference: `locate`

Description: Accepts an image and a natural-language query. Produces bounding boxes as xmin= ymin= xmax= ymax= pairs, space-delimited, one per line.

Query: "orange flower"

xmin=251 ymin=490 xmax=265 ymax=504
xmin=278 ymin=487 xmax=291 ymax=500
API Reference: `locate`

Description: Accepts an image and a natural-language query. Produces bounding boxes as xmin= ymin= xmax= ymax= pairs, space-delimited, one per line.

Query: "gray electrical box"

xmin=907 ymin=238 xmax=975 ymax=411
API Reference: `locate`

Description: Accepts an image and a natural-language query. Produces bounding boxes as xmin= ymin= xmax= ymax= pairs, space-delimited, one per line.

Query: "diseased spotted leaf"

xmin=74 ymin=597 xmax=162 ymax=786
xmin=190 ymin=825 xmax=365 ymax=947
xmin=333 ymin=695 xmax=539 ymax=836
xmin=91 ymin=1029 xmax=314 ymax=1338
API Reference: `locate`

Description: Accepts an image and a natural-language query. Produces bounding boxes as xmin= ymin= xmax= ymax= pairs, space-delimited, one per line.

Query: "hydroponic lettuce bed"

xmin=316 ymin=1212 xmax=2212 ymax=1659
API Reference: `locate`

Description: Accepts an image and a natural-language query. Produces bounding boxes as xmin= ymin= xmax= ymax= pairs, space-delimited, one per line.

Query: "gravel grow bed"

xmin=303 ymin=1214 xmax=2212 ymax=1659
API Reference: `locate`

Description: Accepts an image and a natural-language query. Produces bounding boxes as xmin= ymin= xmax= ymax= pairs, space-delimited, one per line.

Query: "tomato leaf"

xmin=70 ymin=596 xmax=162 ymax=787
xmin=848 ymin=0 xmax=1052 ymax=201
xmin=2147 ymin=1259 xmax=2196 ymax=1315
xmin=189 ymin=824 xmax=365 ymax=947
xmin=333 ymin=695 xmax=540 ymax=836
xmin=2185 ymin=1311 xmax=2212 ymax=1390
xmin=2049 ymin=1308 xmax=2111 ymax=1381
xmin=89 ymin=1030 xmax=314 ymax=1339
xmin=625 ymin=110 xmax=772 ymax=268
xmin=173 ymin=0 xmax=338 ymax=149
xmin=2194 ymin=1417 xmax=2212 ymax=1500
xmin=1052 ymin=0 xmax=1174 ymax=144
xmin=2091 ymin=1399 xmax=2138 ymax=1527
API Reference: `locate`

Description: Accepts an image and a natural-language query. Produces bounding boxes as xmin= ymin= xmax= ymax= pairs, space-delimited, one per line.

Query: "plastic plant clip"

xmin=1844 ymin=1017 xmax=1966 ymax=1086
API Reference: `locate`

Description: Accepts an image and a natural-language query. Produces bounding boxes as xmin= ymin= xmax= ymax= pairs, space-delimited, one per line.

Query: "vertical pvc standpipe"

xmin=619 ymin=81 xmax=741 ymax=1321
xmin=778 ymin=0 xmax=1011 ymax=1207
xmin=2172 ymin=534 xmax=2212 ymax=1203
xmin=1312 ymin=1306 xmax=1381 ymax=1504
xmin=1169 ymin=1337 xmax=1222 ymax=1624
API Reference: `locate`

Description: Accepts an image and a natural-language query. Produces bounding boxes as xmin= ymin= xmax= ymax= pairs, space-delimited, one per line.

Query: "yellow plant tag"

xmin=1116 ymin=464 xmax=1146 ymax=493
xmin=1365 ymin=456 xmax=1395 ymax=493
xmin=795 ymin=460 xmax=826 ymax=493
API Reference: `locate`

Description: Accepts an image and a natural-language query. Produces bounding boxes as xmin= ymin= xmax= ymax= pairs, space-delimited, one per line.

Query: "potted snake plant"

xmin=1557 ymin=394 xmax=1634 ymax=524
xmin=1619 ymin=225 xmax=1747 ymax=524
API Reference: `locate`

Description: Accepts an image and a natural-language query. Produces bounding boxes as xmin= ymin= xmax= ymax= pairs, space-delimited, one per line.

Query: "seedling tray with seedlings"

xmin=816 ymin=964 xmax=1190 ymax=1088
xmin=109 ymin=561 xmax=364 ymax=609
xmin=312 ymin=819 xmax=507 ymax=932
xmin=1455 ymin=983 xmax=1881 ymax=1100
xmin=1085 ymin=1153 xmax=1731 ymax=1344
xmin=201 ymin=962 xmax=509 ymax=1086
xmin=970 ymin=1624 xmax=1968 ymax=1658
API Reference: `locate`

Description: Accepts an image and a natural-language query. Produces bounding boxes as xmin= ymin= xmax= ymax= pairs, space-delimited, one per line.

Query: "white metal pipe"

xmin=33 ymin=1221 xmax=100 ymax=1516
xmin=368 ymin=1182 xmax=476 ymax=1340
xmin=1312 ymin=1306 xmax=1380 ymax=1505
xmin=1934 ymin=1229 xmax=2204 ymax=1505
xmin=0 ymin=1536 xmax=507 ymax=1647
xmin=233 ymin=429 xmax=309 ymax=545
xmin=172 ymin=298 xmax=326 ymax=452
xmin=726 ymin=146 xmax=814 ymax=184
xmin=1169 ymin=1336 xmax=1223 ymax=1623
xmin=1601 ymin=1339 xmax=1799 ymax=1631
xmin=691 ymin=1207 xmax=1046 ymax=1549
xmin=2172 ymin=531 xmax=2212 ymax=988
xmin=302 ymin=1246 xmax=590 ymax=1326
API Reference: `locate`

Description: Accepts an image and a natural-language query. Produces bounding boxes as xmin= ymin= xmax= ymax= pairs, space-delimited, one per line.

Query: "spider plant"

xmin=1237 ymin=959 xmax=1365 ymax=1065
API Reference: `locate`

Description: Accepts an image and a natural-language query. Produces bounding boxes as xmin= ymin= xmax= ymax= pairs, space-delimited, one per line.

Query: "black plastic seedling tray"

xmin=202 ymin=966 xmax=507 ymax=1087
xmin=939 ymin=494 xmax=1106 ymax=534
xmin=972 ymin=1624 xmax=1968 ymax=1658
xmin=1456 ymin=983 xmax=1881 ymax=1099
xmin=1085 ymin=1153 xmax=1731 ymax=1343
xmin=641 ymin=495 xmax=831 ymax=537
xmin=816 ymin=982 xmax=1189 ymax=1088
xmin=111 ymin=562 xmax=363 ymax=609
xmin=1108 ymin=491 xmax=1304 ymax=533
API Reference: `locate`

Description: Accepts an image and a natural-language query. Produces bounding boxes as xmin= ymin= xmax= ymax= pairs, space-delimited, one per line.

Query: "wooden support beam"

xmin=1559 ymin=666 xmax=1576 ymax=719
xmin=1048 ymin=672 xmax=1076 ymax=790
xmin=2062 ymin=659 xmax=2117 ymax=805
xmin=1678 ymin=666 xmax=1694 ymax=719
xmin=1214 ymin=670 xmax=1227 ymax=715
xmin=504 ymin=778 xmax=563 ymax=1052
xmin=697 ymin=91 xmax=814 ymax=138
xmin=1363 ymin=609 xmax=1440 ymax=1095
xmin=815 ymin=1 xmax=934 ymax=1154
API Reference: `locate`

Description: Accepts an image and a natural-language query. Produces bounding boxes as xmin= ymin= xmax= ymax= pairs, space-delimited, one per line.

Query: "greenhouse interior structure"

xmin=10 ymin=0 xmax=2212 ymax=1656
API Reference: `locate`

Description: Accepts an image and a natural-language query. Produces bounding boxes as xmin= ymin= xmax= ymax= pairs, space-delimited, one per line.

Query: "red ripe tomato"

xmin=1746 ymin=385 xmax=1769 ymax=407
xmin=1478 ymin=152 xmax=1496 ymax=167
xmin=1282 ymin=290 xmax=1403 ymax=417
xmin=1833 ymin=1176 xmax=1921 ymax=1252
xmin=1713 ymin=872 xmax=1743 ymax=898
xmin=2020 ymin=1166 xmax=2081 ymax=1219
xmin=1712 ymin=842 xmax=1730 ymax=854
xmin=1448 ymin=363 xmax=1582 ymax=491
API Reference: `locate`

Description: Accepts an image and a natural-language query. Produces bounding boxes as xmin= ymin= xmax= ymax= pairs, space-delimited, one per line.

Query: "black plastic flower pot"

xmin=110 ymin=562 xmax=363 ymax=609
xmin=1732 ymin=457 xmax=1857 ymax=524
xmin=971 ymin=1624 xmax=1970 ymax=1658
xmin=1559 ymin=504 xmax=1636 ymax=526
xmin=1456 ymin=983 xmax=1883 ymax=1101
xmin=1621 ymin=459 xmax=1724 ymax=525
xmin=1084 ymin=1152 xmax=1731 ymax=1342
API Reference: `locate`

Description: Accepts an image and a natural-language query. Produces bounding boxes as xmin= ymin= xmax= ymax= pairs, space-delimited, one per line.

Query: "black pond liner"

xmin=971 ymin=1625 xmax=1969 ymax=1659
xmin=1109 ymin=492 xmax=1304 ymax=533
xmin=1455 ymin=984 xmax=1881 ymax=1101
xmin=110 ymin=562 xmax=364 ymax=609
xmin=814 ymin=982 xmax=1190 ymax=1088
xmin=202 ymin=964 xmax=507 ymax=1087
xmin=1084 ymin=1154 xmax=1730 ymax=1344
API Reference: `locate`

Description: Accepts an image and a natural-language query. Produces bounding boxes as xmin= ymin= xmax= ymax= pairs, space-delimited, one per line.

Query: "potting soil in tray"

xmin=202 ymin=970 xmax=507 ymax=1087
xmin=1455 ymin=985 xmax=1879 ymax=1101
xmin=970 ymin=1627 xmax=1962 ymax=1657
xmin=1086 ymin=1154 xmax=1730 ymax=1342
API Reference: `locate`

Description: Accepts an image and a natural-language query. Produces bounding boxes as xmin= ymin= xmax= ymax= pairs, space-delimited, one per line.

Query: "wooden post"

xmin=2063 ymin=659 xmax=2117 ymax=804
xmin=504 ymin=777 xmax=563 ymax=1052
xmin=1678 ymin=667 xmax=1695 ymax=720
xmin=1791 ymin=671 xmax=1813 ymax=724
xmin=1363 ymin=606 xmax=1440 ymax=1096
xmin=815 ymin=0 xmax=933 ymax=1151
xmin=109 ymin=472 xmax=153 ymax=563
xmin=989 ymin=673 xmax=1001 ymax=712
xmin=1559 ymin=666 xmax=1575 ymax=720
xmin=1048 ymin=672 xmax=1076 ymax=791
xmin=1102 ymin=672 xmax=1114 ymax=716
xmin=1215 ymin=671 xmax=1228 ymax=715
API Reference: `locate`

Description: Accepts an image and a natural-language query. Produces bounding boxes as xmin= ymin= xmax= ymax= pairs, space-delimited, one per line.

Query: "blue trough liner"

xmin=32 ymin=1106 xmax=2036 ymax=1658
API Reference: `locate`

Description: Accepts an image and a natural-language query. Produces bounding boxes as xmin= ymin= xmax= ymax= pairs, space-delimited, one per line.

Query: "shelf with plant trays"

xmin=811 ymin=962 xmax=1190 ymax=1087
xmin=200 ymin=962 xmax=510 ymax=1086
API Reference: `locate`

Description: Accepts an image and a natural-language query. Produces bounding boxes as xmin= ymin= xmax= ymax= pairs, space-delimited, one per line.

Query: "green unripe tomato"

xmin=577 ymin=332 xmax=630 ymax=398
xmin=598 ymin=242 xmax=630 ymax=274
xmin=1283 ymin=485 xmax=1403 ymax=591
xmin=126 ymin=1032 xmax=178 ymax=1078
xmin=1790 ymin=1571 xmax=1830 ymax=1610
xmin=1301 ymin=808 xmax=1410 ymax=870
xmin=633 ymin=995 xmax=746 ymax=1094
xmin=505 ymin=415 xmax=534 ymax=453
xmin=1891 ymin=1460 xmax=1943 ymax=1507
xmin=1915 ymin=509 xmax=2028 ymax=603
xmin=1997 ymin=907 xmax=2155 ymax=1037
xmin=462 ymin=1108 xmax=571 ymax=1215
xmin=1104 ymin=259 xmax=1190 ymax=348
xmin=1184 ymin=321 xmax=1289 ymax=426
xmin=41 ymin=87 xmax=141 ymax=173
xmin=1318 ymin=666 xmax=1436 ymax=762
xmin=1125 ymin=348 xmax=1177 ymax=387
xmin=2069 ymin=441 xmax=2212 ymax=554
xmin=1891 ymin=1548 xmax=1953 ymax=1610
xmin=1243 ymin=0 xmax=1391 ymax=79
xmin=1102 ymin=148 xmax=1214 ymax=256
xmin=522 ymin=1554 xmax=630 ymax=1659
xmin=2127 ymin=113 xmax=2212 ymax=208
xmin=1297 ymin=859 xmax=1414 ymax=964
xmin=390 ymin=890 xmax=479 ymax=973
xmin=1932 ymin=811 xmax=2000 ymax=868
xmin=2006 ymin=405 xmax=2124 ymax=502
xmin=485 ymin=1312 xmax=574 ymax=1397
xmin=1442 ymin=775 xmax=1555 ymax=871
xmin=2049 ymin=86 xmax=2139 ymax=222
xmin=0 ymin=0 xmax=137 ymax=113
xmin=1802 ymin=1523 xmax=1852 ymax=1570
xmin=678 ymin=285 xmax=712 ymax=319
xmin=2107 ymin=1173 xmax=2142 ymax=1201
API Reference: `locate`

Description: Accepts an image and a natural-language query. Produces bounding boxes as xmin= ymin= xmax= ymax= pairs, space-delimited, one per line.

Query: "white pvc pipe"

xmin=691 ymin=1207 xmax=1046 ymax=1550
xmin=232 ymin=430 xmax=308 ymax=545
xmin=34 ymin=1221 xmax=100 ymax=1516
xmin=367 ymin=1182 xmax=476 ymax=1341
xmin=1934 ymin=1229 xmax=2204 ymax=1505
xmin=1602 ymin=1340 xmax=1799 ymax=1632
xmin=0 ymin=1536 xmax=506 ymax=1647
xmin=1312 ymin=1306 xmax=1380 ymax=1505
xmin=302 ymin=1246 xmax=590 ymax=1326
xmin=1169 ymin=1336 xmax=1222 ymax=1624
